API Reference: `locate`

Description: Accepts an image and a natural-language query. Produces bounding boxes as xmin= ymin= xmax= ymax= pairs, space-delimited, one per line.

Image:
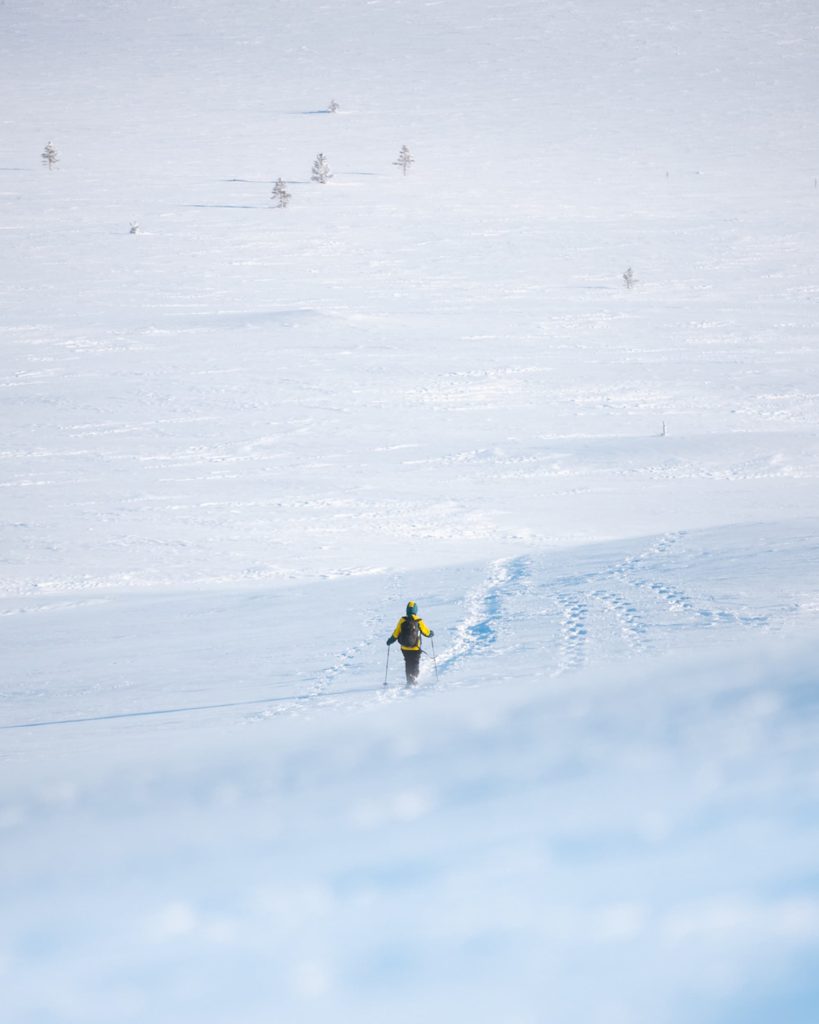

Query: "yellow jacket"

xmin=391 ymin=614 xmax=432 ymax=651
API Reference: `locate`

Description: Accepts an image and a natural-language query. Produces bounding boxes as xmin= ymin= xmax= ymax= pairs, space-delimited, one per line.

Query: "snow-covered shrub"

xmin=394 ymin=145 xmax=414 ymax=176
xmin=272 ymin=177 xmax=291 ymax=208
xmin=311 ymin=153 xmax=332 ymax=184
xmin=623 ymin=267 xmax=636 ymax=289
xmin=129 ymin=221 xmax=140 ymax=235
xmin=42 ymin=141 xmax=59 ymax=170
xmin=328 ymin=99 xmax=340 ymax=113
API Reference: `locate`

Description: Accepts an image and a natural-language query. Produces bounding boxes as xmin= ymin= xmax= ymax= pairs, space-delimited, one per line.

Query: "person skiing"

xmin=386 ymin=600 xmax=434 ymax=684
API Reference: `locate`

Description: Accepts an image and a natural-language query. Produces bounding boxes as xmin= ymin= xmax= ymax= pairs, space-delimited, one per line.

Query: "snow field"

xmin=3 ymin=0 xmax=819 ymax=1021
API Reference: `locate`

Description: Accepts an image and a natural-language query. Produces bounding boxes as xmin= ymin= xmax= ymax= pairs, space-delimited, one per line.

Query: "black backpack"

xmin=398 ymin=616 xmax=421 ymax=647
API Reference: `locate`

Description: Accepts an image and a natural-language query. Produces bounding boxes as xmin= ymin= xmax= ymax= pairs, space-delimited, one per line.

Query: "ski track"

xmin=612 ymin=532 xmax=772 ymax=630
xmin=2 ymin=529 xmax=796 ymax=732
xmin=590 ymin=589 xmax=651 ymax=655
xmin=247 ymin=529 xmax=782 ymax=719
xmin=243 ymin=553 xmax=555 ymax=715
xmin=436 ymin=556 xmax=532 ymax=675
xmin=553 ymin=593 xmax=589 ymax=675
xmin=249 ymin=574 xmax=405 ymax=721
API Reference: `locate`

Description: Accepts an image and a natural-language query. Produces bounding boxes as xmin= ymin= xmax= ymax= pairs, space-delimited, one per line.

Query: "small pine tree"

xmin=328 ymin=99 xmax=340 ymax=113
xmin=272 ymin=177 xmax=291 ymax=208
xmin=42 ymin=141 xmax=59 ymax=171
xmin=623 ymin=267 xmax=636 ymax=289
xmin=311 ymin=153 xmax=332 ymax=184
xmin=393 ymin=144 xmax=414 ymax=176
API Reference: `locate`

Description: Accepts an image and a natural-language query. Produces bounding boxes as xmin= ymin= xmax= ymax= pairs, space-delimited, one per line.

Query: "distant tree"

xmin=393 ymin=144 xmax=415 ymax=176
xmin=272 ymin=177 xmax=291 ymax=208
xmin=311 ymin=153 xmax=332 ymax=184
xmin=328 ymin=99 xmax=340 ymax=113
xmin=129 ymin=221 xmax=140 ymax=234
xmin=623 ymin=267 xmax=636 ymax=290
xmin=42 ymin=141 xmax=59 ymax=171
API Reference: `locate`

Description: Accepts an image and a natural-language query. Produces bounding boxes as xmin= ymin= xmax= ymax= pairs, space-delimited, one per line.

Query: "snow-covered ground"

xmin=2 ymin=1 xmax=819 ymax=1021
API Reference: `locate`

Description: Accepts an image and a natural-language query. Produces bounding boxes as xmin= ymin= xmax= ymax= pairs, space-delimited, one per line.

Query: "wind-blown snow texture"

xmin=2 ymin=1 xmax=819 ymax=1022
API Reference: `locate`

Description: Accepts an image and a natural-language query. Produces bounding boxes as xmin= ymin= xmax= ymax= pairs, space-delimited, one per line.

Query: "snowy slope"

xmin=2 ymin=0 xmax=819 ymax=1021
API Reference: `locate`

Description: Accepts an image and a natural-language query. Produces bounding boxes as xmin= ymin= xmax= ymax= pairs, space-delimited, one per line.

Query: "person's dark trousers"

xmin=402 ymin=649 xmax=421 ymax=683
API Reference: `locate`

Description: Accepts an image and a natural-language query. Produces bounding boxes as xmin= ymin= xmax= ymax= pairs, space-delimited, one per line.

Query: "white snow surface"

xmin=2 ymin=1 xmax=819 ymax=1021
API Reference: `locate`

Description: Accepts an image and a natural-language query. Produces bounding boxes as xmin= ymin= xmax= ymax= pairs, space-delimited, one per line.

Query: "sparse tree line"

xmin=39 ymin=132 xmax=638 ymax=288
xmin=39 ymin=131 xmax=641 ymax=289
xmin=54 ymin=117 xmax=807 ymax=299
xmin=40 ymin=100 xmax=416 ymax=221
xmin=266 ymin=100 xmax=416 ymax=206
xmin=270 ymin=142 xmax=415 ymax=207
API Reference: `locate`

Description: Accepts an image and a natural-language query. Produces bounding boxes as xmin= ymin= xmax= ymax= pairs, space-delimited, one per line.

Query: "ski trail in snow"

xmin=552 ymin=593 xmax=589 ymax=675
xmin=590 ymin=589 xmax=651 ymax=655
xmin=436 ymin=556 xmax=530 ymax=675
xmin=613 ymin=531 xmax=771 ymax=630
xmin=247 ymin=527 xmax=784 ymax=720
xmin=306 ymin=575 xmax=403 ymax=699
xmin=306 ymin=634 xmax=371 ymax=699
xmin=249 ymin=574 xmax=405 ymax=720
xmin=545 ymin=529 xmax=779 ymax=676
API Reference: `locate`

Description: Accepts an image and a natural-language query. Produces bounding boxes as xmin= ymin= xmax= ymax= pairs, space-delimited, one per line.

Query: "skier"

xmin=386 ymin=601 xmax=434 ymax=685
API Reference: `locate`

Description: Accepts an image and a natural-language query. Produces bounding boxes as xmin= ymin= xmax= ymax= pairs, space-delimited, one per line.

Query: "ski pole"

xmin=384 ymin=645 xmax=391 ymax=687
xmin=431 ymin=636 xmax=439 ymax=683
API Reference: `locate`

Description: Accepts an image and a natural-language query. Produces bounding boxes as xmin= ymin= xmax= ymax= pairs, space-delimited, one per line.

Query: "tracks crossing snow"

xmin=436 ymin=556 xmax=531 ymax=674
xmin=427 ymin=528 xmax=796 ymax=686
xmin=298 ymin=525 xmax=803 ymax=709
xmin=4 ymin=525 xmax=804 ymax=735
